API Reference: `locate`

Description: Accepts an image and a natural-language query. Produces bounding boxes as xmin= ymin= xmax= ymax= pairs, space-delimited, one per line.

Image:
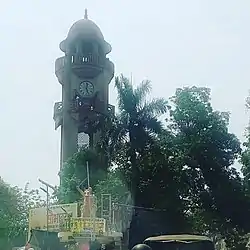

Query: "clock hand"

xmin=85 ymin=84 xmax=89 ymax=95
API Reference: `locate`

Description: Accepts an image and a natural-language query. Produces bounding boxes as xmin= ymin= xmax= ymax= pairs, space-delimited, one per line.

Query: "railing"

xmin=72 ymin=54 xmax=100 ymax=66
xmin=55 ymin=54 xmax=102 ymax=74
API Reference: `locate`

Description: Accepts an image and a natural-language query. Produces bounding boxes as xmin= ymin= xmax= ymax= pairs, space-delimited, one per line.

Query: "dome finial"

xmin=84 ymin=9 xmax=88 ymax=19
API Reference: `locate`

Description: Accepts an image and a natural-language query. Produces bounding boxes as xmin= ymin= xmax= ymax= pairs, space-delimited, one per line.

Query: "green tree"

xmin=58 ymin=146 xmax=107 ymax=203
xmin=241 ymin=92 xmax=250 ymax=191
xmin=0 ymin=177 xmax=19 ymax=247
xmin=0 ymin=178 xmax=44 ymax=249
xmin=169 ymin=86 xmax=249 ymax=236
xmin=94 ymin=169 xmax=129 ymax=205
xmin=58 ymin=78 xmax=250 ymax=247
xmin=111 ymin=75 xmax=169 ymax=247
xmin=113 ymin=74 xmax=168 ymax=198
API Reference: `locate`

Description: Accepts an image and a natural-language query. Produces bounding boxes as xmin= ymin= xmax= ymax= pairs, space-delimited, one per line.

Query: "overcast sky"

xmin=0 ymin=0 xmax=249 ymax=189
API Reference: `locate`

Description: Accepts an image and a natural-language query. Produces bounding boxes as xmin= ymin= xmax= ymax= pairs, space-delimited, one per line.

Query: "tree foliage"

xmin=112 ymin=75 xmax=168 ymax=197
xmin=59 ymin=75 xmax=249 ymax=248
xmin=58 ymin=146 xmax=108 ymax=203
xmin=0 ymin=178 xmax=44 ymax=249
xmin=241 ymin=92 xmax=250 ymax=192
xmin=168 ymin=87 xmax=250 ymax=248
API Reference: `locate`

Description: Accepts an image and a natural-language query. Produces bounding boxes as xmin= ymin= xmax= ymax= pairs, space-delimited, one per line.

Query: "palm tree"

xmin=112 ymin=75 xmax=168 ymax=247
xmin=114 ymin=74 xmax=168 ymax=195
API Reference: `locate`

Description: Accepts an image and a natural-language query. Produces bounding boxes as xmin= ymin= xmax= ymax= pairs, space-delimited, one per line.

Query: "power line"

xmin=113 ymin=202 xmax=167 ymax=212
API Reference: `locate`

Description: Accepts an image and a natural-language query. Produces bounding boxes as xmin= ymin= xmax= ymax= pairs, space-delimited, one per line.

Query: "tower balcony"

xmin=53 ymin=101 xmax=63 ymax=130
xmin=55 ymin=54 xmax=104 ymax=82
xmin=55 ymin=57 xmax=65 ymax=84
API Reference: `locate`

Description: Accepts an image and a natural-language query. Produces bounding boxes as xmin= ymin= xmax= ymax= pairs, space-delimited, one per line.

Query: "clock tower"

xmin=53 ymin=10 xmax=114 ymax=168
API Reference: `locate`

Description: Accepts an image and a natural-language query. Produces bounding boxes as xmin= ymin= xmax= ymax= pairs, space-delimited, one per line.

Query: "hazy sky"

xmin=0 ymin=0 xmax=249 ymax=189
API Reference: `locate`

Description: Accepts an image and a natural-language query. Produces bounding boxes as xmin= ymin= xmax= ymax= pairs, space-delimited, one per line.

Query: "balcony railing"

xmin=72 ymin=54 xmax=100 ymax=66
xmin=55 ymin=54 xmax=103 ymax=75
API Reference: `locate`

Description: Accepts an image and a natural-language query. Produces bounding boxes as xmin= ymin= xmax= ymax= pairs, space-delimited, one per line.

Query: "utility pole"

xmin=86 ymin=161 xmax=90 ymax=188
xmin=85 ymin=161 xmax=95 ymax=241
xmin=38 ymin=178 xmax=56 ymax=249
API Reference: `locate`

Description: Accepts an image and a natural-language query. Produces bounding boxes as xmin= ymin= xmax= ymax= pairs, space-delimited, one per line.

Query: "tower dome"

xmin=60 ymin=9 xmax=111 ymax=54
xmin=68 ymin=19 xmax=104 ymax=41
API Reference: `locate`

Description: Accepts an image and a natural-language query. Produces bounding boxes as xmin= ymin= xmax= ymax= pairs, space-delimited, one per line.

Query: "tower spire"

xmin=84 ymin=9 xmax=88 ymax=19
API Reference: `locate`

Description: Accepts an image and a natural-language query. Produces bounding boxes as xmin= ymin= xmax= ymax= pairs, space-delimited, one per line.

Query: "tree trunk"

xmin=128 ymin=130 xmax=141 ymax=248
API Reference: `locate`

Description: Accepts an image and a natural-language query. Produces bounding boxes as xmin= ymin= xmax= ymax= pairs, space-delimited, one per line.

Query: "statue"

xmin=78 ymin=187 xmax=97 ymax=217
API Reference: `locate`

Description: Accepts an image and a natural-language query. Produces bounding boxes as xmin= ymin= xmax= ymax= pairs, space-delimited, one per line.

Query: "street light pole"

xmin=39 ymin=186 xmax=49 ymax=235
xmin=46 ymin=185 xmax=49 ymax=233
xmin=38 ymin=178 xmax=56 ymax=249
xmin=86 ymin=161 xmax=90 ymax=188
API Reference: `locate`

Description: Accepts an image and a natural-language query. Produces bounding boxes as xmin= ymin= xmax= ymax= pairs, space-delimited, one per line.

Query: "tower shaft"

xmin=61 ymin=54 xmax=78 ymax=164
xmin=54 ymin=13 xmax=115 ymax=171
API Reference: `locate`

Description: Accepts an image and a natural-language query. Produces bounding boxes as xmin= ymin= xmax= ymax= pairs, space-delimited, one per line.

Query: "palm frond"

xmin=115 ymin=75 xmax=136 ymax=114
xmin=140 ymin=98 xmax=168 ymax=117
xmin=105 ymin=112 xmax=129 ymax=154
xmin=134 ymin=80 xmax=152 ymax=108
xmin=113 ymin=114 xmax=129 ymax=142
xmin=114 ymin=75 xmax=167 ymax=154
xmin=141 ymin=115 xmax=164 ymax=135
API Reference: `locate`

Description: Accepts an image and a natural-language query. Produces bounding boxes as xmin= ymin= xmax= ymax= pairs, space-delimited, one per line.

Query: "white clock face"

xmin=79 ymin=81 xmax=94 ymax=97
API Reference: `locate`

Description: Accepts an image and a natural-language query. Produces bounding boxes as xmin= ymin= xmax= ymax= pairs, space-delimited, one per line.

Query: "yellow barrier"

xmin=70 ymin=217 xmax=106 ymax=235
xmin=29 ymin=204 xmax=106 ymax=235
